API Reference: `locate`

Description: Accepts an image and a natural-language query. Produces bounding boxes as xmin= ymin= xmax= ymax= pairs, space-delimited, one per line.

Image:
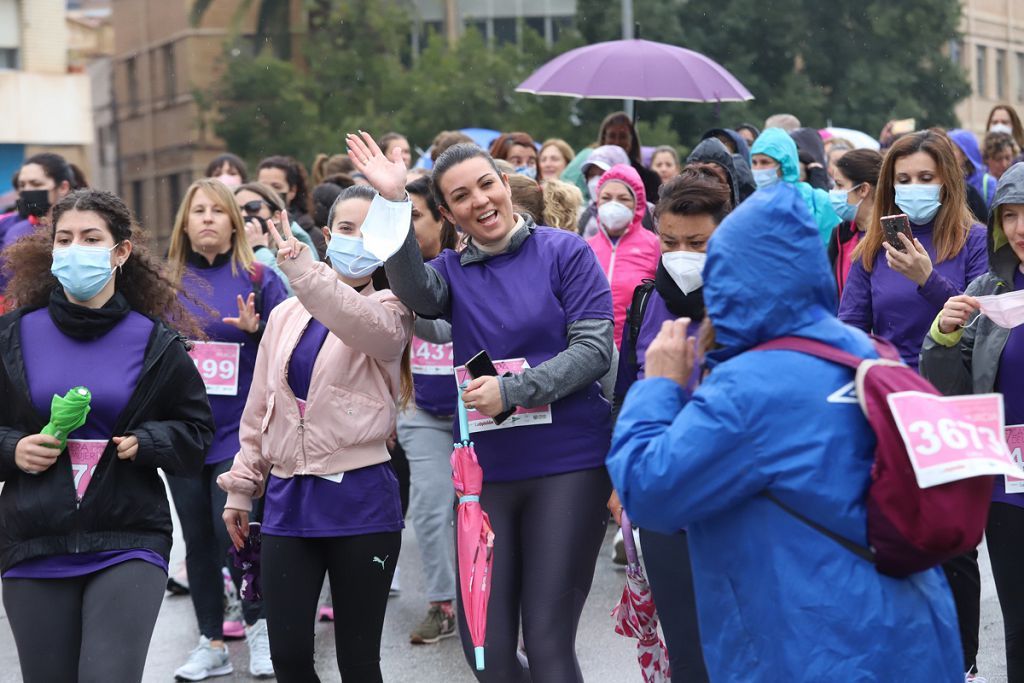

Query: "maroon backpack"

xmin=753 ymin=336 xmax=994 ymax=577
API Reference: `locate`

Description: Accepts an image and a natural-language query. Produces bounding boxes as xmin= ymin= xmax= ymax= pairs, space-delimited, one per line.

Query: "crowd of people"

xmin=2 ymin=99 xmax=1024 ymax=683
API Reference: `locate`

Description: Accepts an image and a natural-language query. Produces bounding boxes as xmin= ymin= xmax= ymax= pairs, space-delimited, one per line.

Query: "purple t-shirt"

xmin=263 ymin=317 xmax=404 ymax=537
xmin=994 ymin=268 xmax=1024 ymax=507
xmin=633 ymin=291 xmax=702 ymax=390
xmin=0 ymin=213 xmax=36 ymax=291
xmin=428 ymin=227 xmax=614 ymax=482
xmin=838 ymin=221 xmax=988 ymax=368
xmin=6 ymin=307 xmax=164 ymax=579
xmin=179 ymin=255 xmax=289 ymax=464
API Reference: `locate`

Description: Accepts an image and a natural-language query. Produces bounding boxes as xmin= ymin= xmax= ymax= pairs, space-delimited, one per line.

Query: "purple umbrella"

xmin=516 ymin=39 xmax=753 ymax=103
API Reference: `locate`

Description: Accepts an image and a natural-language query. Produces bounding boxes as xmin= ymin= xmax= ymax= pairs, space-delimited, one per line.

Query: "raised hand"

xmin=266 ymin=208 xmax=304 ymax=262
xmin=645 ymin=318 xmax=696 ymax=388
xmin=223 ymin=292 xmax=260 ymax=333
xmin=346 ymin=131 xmax=408 ymax=202
xmin=244 ymin=217 xmax=270 ymax=250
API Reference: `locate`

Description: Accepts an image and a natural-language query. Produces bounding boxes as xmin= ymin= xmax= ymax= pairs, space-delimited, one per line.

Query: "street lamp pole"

xmin=622 ymin=0 xmax=634 ymax=119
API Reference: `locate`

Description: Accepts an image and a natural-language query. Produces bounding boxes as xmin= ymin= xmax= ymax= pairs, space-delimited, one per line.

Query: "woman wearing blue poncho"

xmin=750 ymin=127 xmax=841 ymax=245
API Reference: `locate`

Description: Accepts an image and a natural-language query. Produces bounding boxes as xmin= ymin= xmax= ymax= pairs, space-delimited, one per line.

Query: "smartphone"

xmin=891 ymin=118 xmax=916 ymax=135
xmin=464 ymin=350 xmax=515 ymax=425
xmin=881 ymin=213 xmax=914 ymax=253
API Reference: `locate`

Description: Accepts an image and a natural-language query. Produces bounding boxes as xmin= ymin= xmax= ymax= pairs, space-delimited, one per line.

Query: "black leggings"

xmin=456 ymin=467 xmax=611 ymax=683
xmin=638 ymin=528 xmax=709 ymax=683
xmin=987 ymin=502 xmax=1024 ymax=682
xmin=261 ymin=532 xmax=402 ymax=682
xmin=942 ymin=549 xmax=981 ymax=673
xmin=3 ymin=559 xmax=166 ymax=682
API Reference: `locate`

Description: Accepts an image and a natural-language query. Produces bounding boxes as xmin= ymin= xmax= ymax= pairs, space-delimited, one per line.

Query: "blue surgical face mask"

xmin=514 ymin=165 xmax=537 ymax=179
xmin=51 ymin=244 xmax=118 ymax=302
xmin=894 ymin=183 xmax=942 ymax=225
xmin=753 ymin=168 xmax=781 ymax=190
xmin=327 ymin=234 xmax=382 ymax=279
xmin=829 ymin=184 xmax=863 ymax=223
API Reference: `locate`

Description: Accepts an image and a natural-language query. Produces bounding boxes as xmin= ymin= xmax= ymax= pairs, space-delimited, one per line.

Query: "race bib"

xmin=888 ymin=392 xmax=1018 ymax=488
xmin=189 ymin=341 xmax=241 ymax=396
xmin=410 ymin=337 xmax=454 ymax=376
xmin=454 ymin=358 xmax=552 ymax=433
xmin=67 ymin=439 xmax=106 ymax=500
xmin=1004 ymin=425 xmax=1024 ymax=494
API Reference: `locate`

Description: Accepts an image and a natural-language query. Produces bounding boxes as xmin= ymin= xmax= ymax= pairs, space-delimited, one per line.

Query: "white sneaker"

xmin=245 ymin=619 xmax=274 ymax=678
xmin=390 ymin=566 xmax=401 ymax=597
xmin=174 ymin=636 xmax=233 ymax=681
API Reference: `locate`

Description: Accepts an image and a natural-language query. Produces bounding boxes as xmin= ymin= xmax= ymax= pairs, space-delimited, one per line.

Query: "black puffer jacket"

xmin=0 ymin=309 xmax=213 ymax=573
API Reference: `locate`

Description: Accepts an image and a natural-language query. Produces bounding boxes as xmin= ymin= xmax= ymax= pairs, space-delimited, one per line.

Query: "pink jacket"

xmin=218 ymin=246 xmax=413 ymax=512
xmin=586 ymin=164 xmax=661 ymax=347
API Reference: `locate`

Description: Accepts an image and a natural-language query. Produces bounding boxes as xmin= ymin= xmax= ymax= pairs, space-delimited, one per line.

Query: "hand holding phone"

xmin=881 ymin=214 xmax=914 ymax=253
xmin=464 ymin=350 xmax=516 ymax=425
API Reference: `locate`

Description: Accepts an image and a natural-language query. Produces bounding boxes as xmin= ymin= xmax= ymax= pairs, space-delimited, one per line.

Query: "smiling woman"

xmin=345 ymin=131 xmax=615 ymax=683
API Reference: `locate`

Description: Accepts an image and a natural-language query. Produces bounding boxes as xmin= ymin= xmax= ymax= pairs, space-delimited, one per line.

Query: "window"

xmin=0 ymin=48 xmax=15 ymax=69
xmin=126 ymin=56 xmax=139 ymax=113
xmin=976 ymin=45 xmax=987 ymax=99
xmin=163 ymin=44 xmax=176 ymax=102
xmin=493 ymin=18 xmax=517 ymax=45
xmin=948 ymin=39 xmax=962 ymax=67
xmin=168 ymin=173 xmax=182 ymax=219
xmin=131 ymin=180 xmax=144 ymax=223
xmin=1018 ymin=53 xmax=1024 ymax=103
xmin=996 ymin=49 xmax=1007 ymax=100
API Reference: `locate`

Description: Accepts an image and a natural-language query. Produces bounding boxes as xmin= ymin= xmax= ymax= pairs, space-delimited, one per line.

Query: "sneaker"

xmin=612 ymin=528 xmax=627 ymax=565
xmin=410 ymin=605 xmax=456 ymax=644
xmin=389 ymin=567 xmax=401 ymax=597
xmin=245 ymin=619 xmax=274 ymax=678
xmin=167 ymin=561 xmax=190 ymax=595
xmin=965 ymin=668 xmax=987 ymax=683
xmin=318 ymin=606 xmax=335 ymax=622
xmin=174 ymin=636 xmax=232 ymax=681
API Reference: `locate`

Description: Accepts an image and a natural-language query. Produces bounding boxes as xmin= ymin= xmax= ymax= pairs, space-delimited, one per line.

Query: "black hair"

xmin=655 ymin=167 xmax=732 ymax=224
xmin=256 ymin=155 xmax=312 ymax=217
xmin=430 ymin=143 xmax=499 ymax=209
xmin=326 ymin=184 xmax=377 ymax=228
xmin=205 ymin=153 xmax=249 ymax=182
xmin=23 ymin=153 xmax=77 ymax=189
xmin=406 ymin=177 xmax=440 ymax=221
xmin=312 ymin=183 xmax=343 ymax=228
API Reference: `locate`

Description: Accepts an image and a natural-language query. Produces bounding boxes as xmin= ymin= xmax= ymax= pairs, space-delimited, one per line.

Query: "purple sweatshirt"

xmin=179 ymin=253 xmax=288 ymax=464
xmin=994 ymin=268 xmax=1024 ymax=507
xmin=838 ymin=221 xmax=988 ymax=368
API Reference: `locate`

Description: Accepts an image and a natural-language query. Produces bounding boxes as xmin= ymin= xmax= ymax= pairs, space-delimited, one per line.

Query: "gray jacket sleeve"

xmin=498 ymin=318 xmax=614 ymax=409
xmin=384 ymin=228 xmax=449 ymax=319
xmin=413 ymin=317 xmax=453 ymax=344
xmin=919 ymin=278 xmax=983 ymax=396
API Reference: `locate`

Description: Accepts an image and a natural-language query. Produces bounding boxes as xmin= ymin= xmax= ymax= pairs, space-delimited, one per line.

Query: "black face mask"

xmin=655 ymin=258 xmax=705 ymax=321
xmin=16 ymin=189 xmax=50 ymax=219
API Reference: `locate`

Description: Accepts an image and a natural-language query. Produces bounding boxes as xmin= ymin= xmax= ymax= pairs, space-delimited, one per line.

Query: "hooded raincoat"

xmin=686 ymin=138 xmax=742 ymax=209
xmin=701 ymin=128 xmax=755 ymax=200
xmin=607 ymin=183 xmax=962 ymax=682
xmin=587 ymin=164 xmax=660 ymax=349
xmin=949 ymin=129 xmax=997 ymax=211
xmin=751 ymin=128 xmax=841 ymax=245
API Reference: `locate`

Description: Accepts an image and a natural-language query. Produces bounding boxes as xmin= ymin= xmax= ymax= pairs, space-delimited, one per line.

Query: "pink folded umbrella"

xmin=611 ymin=511 xmax=671 ymax=683
xmin=452 ymin=389 xmax=495 ymax=671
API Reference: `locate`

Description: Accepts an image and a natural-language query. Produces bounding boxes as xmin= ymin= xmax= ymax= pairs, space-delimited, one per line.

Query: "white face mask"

xmin=972 ymin=289 xmax=1024 ymax=329
xmin=662 ymin=250 xmax=706 ymax=295
xmin=990 ymin=123 xmax=1014 ymax=136
xmin=598 ymin=201 xmax=633 ymax=234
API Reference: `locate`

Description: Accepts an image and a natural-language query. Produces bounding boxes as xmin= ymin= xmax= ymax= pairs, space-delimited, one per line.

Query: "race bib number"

xmin=189 ymin=341 xmax=241 ymax=396
xmin=410 ymin=337 xmax=454 ymax=376
xmin=1004 ymin=425 xmax=1024 ymax=494
xmin=454 ymin=358 xmax=552 ymax=433
xmin=68 ymin=439 xmax=106 ymax=500
xmin=888 ymin=392 xmax=1018 ymax=488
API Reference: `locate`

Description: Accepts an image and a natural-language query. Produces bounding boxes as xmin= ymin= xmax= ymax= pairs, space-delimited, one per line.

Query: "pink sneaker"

xmin=223 ymin=619 xmax=245 ymax=639
xmin=318 ymin=606 xmax=334 ymax=622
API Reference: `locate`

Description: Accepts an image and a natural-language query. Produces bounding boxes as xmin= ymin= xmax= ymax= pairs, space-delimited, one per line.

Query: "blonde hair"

xmin=538 ymin=138 xmax=576 ymax=181
xmin=168 ymin=178 xmax=255 ymax=282
xmin=542 ymin=179 xmax=584 ymax=231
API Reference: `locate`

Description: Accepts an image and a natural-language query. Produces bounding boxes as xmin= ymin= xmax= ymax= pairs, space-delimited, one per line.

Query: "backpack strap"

xmin=752 ymin=335 xmax=901 ymax=367
xmin=762 ymin=491 xmax=876 ymax=564
xmin=626 ymin=280 xmax=656 ymax=370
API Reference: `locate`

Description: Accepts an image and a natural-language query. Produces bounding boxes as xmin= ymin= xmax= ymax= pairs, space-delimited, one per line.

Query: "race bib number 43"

xmin=454 ymin=358 xmax=552 ymax=433
xmin=189 ymin=341 xmax=241 ymax=396
xmin=888 ymin=392 xmax=1018 ymax=488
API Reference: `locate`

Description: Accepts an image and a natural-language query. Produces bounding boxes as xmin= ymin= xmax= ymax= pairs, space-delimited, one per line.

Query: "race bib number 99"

xmin=189 ymin=341 xmax=241 ymax=396
xmin=888 ymin=392 xmax=1019 ymax=488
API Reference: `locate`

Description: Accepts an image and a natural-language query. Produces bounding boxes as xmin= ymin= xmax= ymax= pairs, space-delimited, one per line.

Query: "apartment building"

xmin=955 ymin=0 xmax=1024 ymax=133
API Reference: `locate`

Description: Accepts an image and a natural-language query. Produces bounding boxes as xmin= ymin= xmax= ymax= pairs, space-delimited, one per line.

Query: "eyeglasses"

xmin=241 ymin=200 xmax=265 ymax=215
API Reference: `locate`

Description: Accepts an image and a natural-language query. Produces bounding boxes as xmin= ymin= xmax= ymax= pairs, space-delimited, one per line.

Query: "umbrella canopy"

xmin=452 ymin=389 xmax=495 ymax=671
xmin=822 ymin=127 xmax=880 ymax=151
xmin=517 ymin=39 xmax=753 ymax=103
xmin=611 ymin=512 xmax=671 ymax=683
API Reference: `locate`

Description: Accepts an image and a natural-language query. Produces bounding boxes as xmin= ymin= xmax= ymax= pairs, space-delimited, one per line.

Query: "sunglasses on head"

xmin=241 ymin=200 xmax=266 ymax=215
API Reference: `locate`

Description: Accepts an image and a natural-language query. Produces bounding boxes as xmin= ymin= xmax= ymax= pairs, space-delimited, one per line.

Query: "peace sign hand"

xmin=222 ymin=292 xmax=261 ymax=333
xmin=266 ymin=209 xmax=305 ymax=262
xmin=346 ymin=131 xmax=408 ymax=202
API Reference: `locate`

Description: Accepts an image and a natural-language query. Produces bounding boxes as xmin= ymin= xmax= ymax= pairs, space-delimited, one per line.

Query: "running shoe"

xmin=389 ymin=566 xmax=401 ymax=597
xmin=318 ymin=606 xmax=335 ymax=622
xmin=965 ymin=669 xmax=988 ymax=683
xmin=245 ymin=619 xmax=274 ymax=678
xmin=410 ymin=605 xmax=456 ymax=644
xmin=612 ymin=528 xmax=627 ymax=565
xmin=174 ymin=636 xmax=232 ymax=681
xmin=166 ymin=561 xmax=190 ymax=595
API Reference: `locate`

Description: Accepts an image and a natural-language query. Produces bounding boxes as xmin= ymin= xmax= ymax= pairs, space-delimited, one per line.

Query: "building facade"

xmin=955 ymin=0 xmax=1024 ymax=134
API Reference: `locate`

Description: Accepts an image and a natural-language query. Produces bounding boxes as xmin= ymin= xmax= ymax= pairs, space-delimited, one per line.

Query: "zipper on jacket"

xmin=607 ymin=238 xmax=620 ymax=283
xmin=298 ymin=415 xmax=307 ymax=469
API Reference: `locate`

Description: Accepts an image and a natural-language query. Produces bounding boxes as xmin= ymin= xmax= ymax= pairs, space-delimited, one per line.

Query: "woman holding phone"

xmin=347 ymin=132 xmax=615 ymax=683
xmin=837 ymin=129 xmax=988 ymax=679
xmin=218 ymin=191 xmax=413 ymax=681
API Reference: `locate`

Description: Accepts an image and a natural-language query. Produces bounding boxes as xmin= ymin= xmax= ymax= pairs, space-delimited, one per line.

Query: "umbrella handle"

xmin=620 ymin=510 xmax=640 ymax=568
xmin=457 ymin=382 xmax=471 ymax=444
